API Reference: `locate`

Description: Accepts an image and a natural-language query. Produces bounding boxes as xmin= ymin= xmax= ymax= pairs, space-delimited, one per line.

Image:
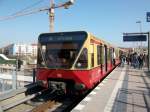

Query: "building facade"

xmin=1 ymin=43 xmax=37 ymax=57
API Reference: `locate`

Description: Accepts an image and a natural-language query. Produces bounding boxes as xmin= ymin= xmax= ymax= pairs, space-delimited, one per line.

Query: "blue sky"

xmin=0 ymin=0 xmax=150 ymax=47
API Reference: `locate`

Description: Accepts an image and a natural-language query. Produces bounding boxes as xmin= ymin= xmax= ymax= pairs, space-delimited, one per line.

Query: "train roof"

xmin=39 ymin=31 xmax=121 ymax=49
xmin=87 ymin=32 xmax=119 ymax=49
xmin=39 ymin=31 xmax=87 ymax=37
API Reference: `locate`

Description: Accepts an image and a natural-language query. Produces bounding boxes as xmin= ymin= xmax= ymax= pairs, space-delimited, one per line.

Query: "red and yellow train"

xmin=36 ymin=31 xmax=124 ymax=94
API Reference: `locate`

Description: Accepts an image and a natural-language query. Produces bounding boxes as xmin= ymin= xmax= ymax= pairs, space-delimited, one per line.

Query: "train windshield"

xmin=37 ymin=31 xmax=87 ymax=69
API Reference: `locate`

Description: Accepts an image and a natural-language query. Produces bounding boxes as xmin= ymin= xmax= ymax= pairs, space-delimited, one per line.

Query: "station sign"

xmin=147 ymin=12 xmax=150 ymax=22
xmin=123 ymin=35 xmax=147 ymax=42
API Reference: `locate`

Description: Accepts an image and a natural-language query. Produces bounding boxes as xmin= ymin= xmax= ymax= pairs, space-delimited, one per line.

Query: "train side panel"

xmin=36 ymin=31 xmax=122 ymax=94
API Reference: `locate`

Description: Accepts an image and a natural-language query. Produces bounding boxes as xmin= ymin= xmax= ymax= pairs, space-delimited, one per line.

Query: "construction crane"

xmin=0 ymin=0 xmax=75 ymax=32
xmin=49 ymin=0 xmax=75 ymax=32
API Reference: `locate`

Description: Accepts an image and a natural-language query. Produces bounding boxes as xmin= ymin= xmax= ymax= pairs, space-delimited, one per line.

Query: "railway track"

xmin=0 ymin=81 xmax=44 ymax=112
xmin=0 ymin=81 xmax=83 ymax=112
xmin=4 ymin=89 xmax=58 ymax=112
xmin=1 ymin=66 xmax=118 ymax=112
xmin=1 ymin=91 xmax=80 ymax=112
xmin=29 ymin=94 xmax=83 ymax=112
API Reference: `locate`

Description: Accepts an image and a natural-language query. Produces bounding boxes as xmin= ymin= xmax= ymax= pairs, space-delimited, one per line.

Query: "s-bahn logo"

xmin=57 ymin=73 xmax=62 ymax=77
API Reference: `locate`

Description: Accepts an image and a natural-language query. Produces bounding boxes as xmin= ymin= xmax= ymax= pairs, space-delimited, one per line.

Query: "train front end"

xmin=36 ymin=31 xmax=89 ymax=94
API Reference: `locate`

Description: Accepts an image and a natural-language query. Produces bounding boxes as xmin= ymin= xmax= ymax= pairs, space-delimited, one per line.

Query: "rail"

xmin=0 ymin=81 xmax=44 ymax=111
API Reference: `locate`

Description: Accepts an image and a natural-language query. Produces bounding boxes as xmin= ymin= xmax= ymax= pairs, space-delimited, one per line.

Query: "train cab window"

xmin=75 ymin=48 xmax=88 ymax=68
xmin=37 ymin=45 xmax=46 ymax=67
xmin=38 ymin=43 xmax=79 ymax=69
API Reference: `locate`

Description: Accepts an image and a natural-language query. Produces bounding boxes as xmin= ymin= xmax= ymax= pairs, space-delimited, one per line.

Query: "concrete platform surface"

xmin=71 ymin=65 xmax=150 ymax=112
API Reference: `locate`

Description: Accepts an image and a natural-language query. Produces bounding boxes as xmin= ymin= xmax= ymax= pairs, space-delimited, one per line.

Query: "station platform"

xmin=71 ymin=65 xmax=150 ymax=112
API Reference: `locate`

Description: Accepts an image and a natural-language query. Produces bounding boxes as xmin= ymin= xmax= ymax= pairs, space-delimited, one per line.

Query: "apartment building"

xmin=1 ymin=43 xmax=37 ymax=57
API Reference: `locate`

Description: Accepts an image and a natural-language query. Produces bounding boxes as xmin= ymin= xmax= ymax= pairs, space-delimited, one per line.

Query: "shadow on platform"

xmin=111 ymin=66 xmax=150 ymax=112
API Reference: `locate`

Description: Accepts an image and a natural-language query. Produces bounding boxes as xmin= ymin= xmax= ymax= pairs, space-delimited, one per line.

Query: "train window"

xmin=112 ymin=48 xmax=116 ymax=65
xmin=42 ymin=45 xmax=46 ymax=51
xmin=104 ymin=45 xmax=107 ymax=71
xmin=75 ymin=48 xmax=88 ymax=68
xmin=46 ymin=43 xmax=78 ymax=49
xmin=100 ymin=45 xmax=103 ymax=64
xmin=111 ymin=48 xmax=113 ymax=61
xmin=91 ymin=53 xmax=94 ymax=67
xmin=101 ymin=46 xmax=104 ymax=64
xmin=45 ymin=49 xmax=77 ymax=68
xmin=107 ymin=48 xmax=110 ymax=61
xmin=97 ymin=45 xmax=101 ymax=65
xmin=90 ymin=45 xmax=94 ymax=68
xmin=37 ymin=45 xmax=46 ymax=67
xmin=37 ymin=42 xmax=81 ymax=69
xmin=115 ymin=48 xmax=119 ymax=58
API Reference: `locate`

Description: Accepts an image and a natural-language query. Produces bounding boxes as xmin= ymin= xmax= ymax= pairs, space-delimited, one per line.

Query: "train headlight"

xmin=37 ymin=80 xmax=47 ymax=85
xmin=36 ymin=80 xmax=48 ymax=87
xmin=75 ymin=83 xmax=85 ymax=90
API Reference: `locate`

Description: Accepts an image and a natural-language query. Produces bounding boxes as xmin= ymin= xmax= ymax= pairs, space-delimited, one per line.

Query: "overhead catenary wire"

xmin=0 ymin=7 xmax=49 ymax=21
xmin=0 ymin=0 xmax=48 ymax=21
xmin=11 ymin=0 xmax=45 ymax=16
xmin=0 ymin=0 xmax=74 ymax=22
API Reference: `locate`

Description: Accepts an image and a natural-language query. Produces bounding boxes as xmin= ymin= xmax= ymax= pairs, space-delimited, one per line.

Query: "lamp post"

xmin=49 ymin=0 xmax=75 ymax=32
xmin=136 ymin=21 xmax=142 ymax=32
xmin=136 ymin=20 xmax=143 ymax=53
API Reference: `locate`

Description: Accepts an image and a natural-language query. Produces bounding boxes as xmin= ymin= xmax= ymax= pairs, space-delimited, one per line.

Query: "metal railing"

xmin=0 ymin=65 xmax=34 ymax=94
